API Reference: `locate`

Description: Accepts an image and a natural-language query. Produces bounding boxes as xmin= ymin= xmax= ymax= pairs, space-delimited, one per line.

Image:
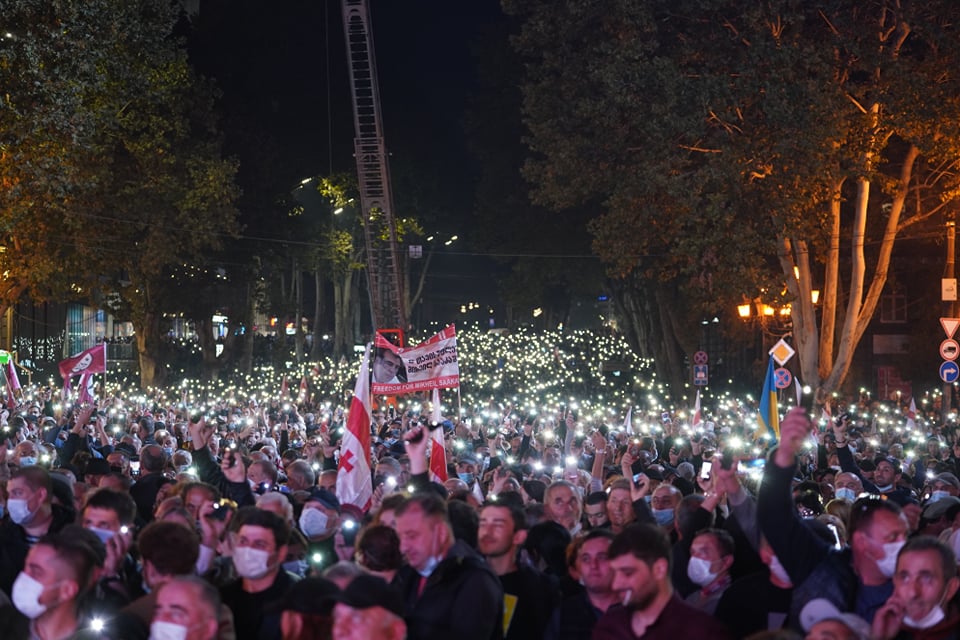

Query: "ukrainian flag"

xmin=758 ymin=356 xmax=780 ymax=440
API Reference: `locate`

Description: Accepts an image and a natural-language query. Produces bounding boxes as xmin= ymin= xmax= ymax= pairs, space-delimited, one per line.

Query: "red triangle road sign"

xmin=942 ymin=318 xmax=960 ymax=340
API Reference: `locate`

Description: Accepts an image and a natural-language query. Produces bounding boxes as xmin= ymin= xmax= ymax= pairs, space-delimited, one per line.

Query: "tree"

xmin=506 ymin=0 xmax=960 ymax=400
xmin=0 ymin=0 xmax=239 ymax=387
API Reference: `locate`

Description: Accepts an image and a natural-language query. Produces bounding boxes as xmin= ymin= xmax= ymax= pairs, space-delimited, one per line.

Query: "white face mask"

xmin=298 ymin=508 xmax=330 ymax=538
xmin=767 ymin=555 xmax=792 ymax=587
xmin=8 ymin=498 xmax=35 ymax=525
xmin=876 ymin=540 xmax=905 ymax=578
xmin=876 ymin=484 xmax=893 ymax=493
xmin=687 ymin=556 xmax=718 ymax=587
xmin=149 ymin=620 xmax=189 ymax=640
xmin=904 ymin=604 xmax=946 ymax=630
xmin=233 ymin=546 xmax=272 ymax=579
xmin=12 ymin=572 xmax=53 ymax=619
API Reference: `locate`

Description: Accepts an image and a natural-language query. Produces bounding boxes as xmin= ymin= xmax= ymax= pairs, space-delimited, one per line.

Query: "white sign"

xmin=944 ymin=278 xmax=958 ymax=301
xmin=941 ymin=318 xmax=960 ymax=340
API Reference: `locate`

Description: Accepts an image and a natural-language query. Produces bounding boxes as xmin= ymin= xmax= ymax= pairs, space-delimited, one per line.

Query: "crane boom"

xmin=340 ymin=0 xmax=407 ymax=333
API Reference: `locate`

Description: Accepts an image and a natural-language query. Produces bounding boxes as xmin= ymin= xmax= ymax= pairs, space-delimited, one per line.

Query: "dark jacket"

xmin=0 ymin=503 xmax=74 ymax=597
xmin=395 ymin=540 xmax=504 ymax=640
xmin=759 ymin=447 xmax=890 ymax=627
xmin=836 ymin=444 xmax=914 ymax=506
xmin=192 ymin=445 xmax=255 ymax=508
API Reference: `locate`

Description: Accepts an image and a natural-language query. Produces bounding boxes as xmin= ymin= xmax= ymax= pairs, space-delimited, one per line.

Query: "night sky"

xmin=186 ymin=0 xmax=510 ymax=321
xmin=188 ymin=0 xmax=505 ymax=210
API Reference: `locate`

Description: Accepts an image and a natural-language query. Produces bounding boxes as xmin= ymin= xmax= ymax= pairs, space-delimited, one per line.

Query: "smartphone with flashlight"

xmin=700 ymin=461 xmax=713 ymax=479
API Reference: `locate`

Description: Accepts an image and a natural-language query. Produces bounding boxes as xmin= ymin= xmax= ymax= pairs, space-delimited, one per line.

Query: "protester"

xmin=219 ymin=508 xmax=294 ymax=640
xmin=274 ymin=576 xmax=338 ymax=640
xmin=545 ymin=529 xmax=618 ymax=640
xmin=593 ymin=523 xmax=732 ymax=639
xmin=0 ymin=526 xmax=102 ymax=640
xmin=871 ymin=536 xmax=960 ymax=639
xmin=760 ymin=408 xmax=910 ymax=627
xmin=331 ymin=574 xmax=406 ymax=640
xmin=152 ymin=575 xmax=222 ymax=640
xmin=393 ymin=491 xmax=504 ymax=640
xmin=478 ymin=498 xmax=559 ymax=639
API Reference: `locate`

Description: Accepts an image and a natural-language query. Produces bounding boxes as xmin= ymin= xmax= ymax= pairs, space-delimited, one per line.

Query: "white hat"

xmin=800 ymin=599 xmax=870 ymax=640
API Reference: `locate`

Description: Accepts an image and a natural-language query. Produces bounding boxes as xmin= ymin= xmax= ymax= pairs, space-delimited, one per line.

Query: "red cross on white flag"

xmin=336 ymin=345 xmax=373 ymax=511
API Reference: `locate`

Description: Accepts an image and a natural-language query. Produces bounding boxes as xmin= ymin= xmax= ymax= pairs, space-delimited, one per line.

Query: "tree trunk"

xmin=333 ymin=270 xmax=352 ymax=359
xmin=310 ymin=264 xmax=325 ymax=360
xmin=196 ymin=317 xmax=222 ymax=382
xmin=610 ymin=276 xmax=687 ymax=399
xmin=135 ymin=310 xmax=165 ymax=389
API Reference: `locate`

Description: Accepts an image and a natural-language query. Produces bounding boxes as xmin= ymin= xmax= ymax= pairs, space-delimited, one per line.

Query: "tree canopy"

xmin=506 ymin=0 xmax=960 ymax=398
xmin=0 ymin=0 xmax=240 ymax=385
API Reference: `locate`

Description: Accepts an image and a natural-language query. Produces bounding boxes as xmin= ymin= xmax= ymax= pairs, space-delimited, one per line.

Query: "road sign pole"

xmin=945 ymin=219 xmax=956 ymax=417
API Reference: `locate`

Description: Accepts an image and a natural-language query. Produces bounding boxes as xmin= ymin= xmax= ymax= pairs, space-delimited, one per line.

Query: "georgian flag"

xmin=428 ymin=388 xmax=448 ymax=483
xmin=336 ymin=345 xmax=373 ymax=511
xmin=692 ymin=390 xmax=702 ymax=428
xmin=905 ymin=397 xmax=917 ymax=432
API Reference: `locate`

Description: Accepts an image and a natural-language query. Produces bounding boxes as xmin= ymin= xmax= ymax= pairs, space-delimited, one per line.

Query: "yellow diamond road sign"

xmin=769 ymin=339 xmax=795 ymax=366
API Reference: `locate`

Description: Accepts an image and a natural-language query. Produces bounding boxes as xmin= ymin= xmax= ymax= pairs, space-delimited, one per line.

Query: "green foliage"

xmin=507 ymin=0 xmax=960 ymax=391
xmin=0 ymin=0 xmax=239 ymax=385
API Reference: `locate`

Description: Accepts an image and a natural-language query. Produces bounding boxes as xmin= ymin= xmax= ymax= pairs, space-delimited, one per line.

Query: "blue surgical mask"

xmin=18 ymin=456 xmax=37 ymax=467
xmin=87 ymin=527 xmax=116 ymax=544
xmin=417 ymin=555 xmax=441 ymax=578
xmin=835 ymin=487 xmax=857 ymax=502
xmin=652 ymin=508 xmax=674 ymax=527
xmin=282 ymin=559 xmax=309 ymax=577
xmin=457 ymin=472 xmax=475 ymax=485
xmin=929 ymin=490 xmax=951 ymax=504
xmin=162 ymin=447 xmax=175 ymax=456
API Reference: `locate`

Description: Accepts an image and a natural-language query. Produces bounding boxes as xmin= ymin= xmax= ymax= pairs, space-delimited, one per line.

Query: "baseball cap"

xmin=331 ymin=574 xmax=404 ymax=617
xmin=922 ymin=495 xmax=960 ymax=521
xmin=306 ymin=488 xmax=341 ymax=513
xmin=935 ymin=472 xmax=960 ymax=491
xmin=800 ymin=598 xmax=870 ymax=640
xmin=267 ymin=577 xmax=339 ymax=615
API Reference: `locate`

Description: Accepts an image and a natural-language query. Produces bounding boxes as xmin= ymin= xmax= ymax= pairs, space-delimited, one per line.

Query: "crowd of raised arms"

xmin=1 ymin=382 xmax=960 ymax=640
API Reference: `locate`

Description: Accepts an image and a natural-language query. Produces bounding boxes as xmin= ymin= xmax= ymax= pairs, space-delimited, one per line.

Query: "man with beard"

xmin=593 ymin=523 xmax=732 ymax=639
xmin=478 ymin=498 xmax=559 ymax=639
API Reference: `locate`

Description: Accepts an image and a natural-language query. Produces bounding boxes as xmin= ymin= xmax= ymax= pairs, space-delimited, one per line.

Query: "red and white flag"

xmin=623 ymin=406 xmax=633 ymax=435
xmin=905 ymin=397 xmax=917 ymax=432
xmin=58 ymin=344 xmax=106 ymax=380
xmin=337 ymin=345 xmax=373 ymax=511
xmin=692 ymin=390 xmax=702 ymax=428
xmin=78 ymin=372 xmax=96 ymax=404
xmin=4 ymin=358 xmax=20 ymax=394
xmin=280 ymin=375 xmax=289 ymax=399
xmin=428 ymin=388 xmax=448 ymax=483
xmin=298 ymin=375 xmax=309 ymax=403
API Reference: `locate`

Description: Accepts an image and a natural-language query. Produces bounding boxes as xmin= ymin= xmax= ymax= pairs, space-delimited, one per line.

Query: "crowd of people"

xmin=0 ymin=375 xmax=959 ymax=640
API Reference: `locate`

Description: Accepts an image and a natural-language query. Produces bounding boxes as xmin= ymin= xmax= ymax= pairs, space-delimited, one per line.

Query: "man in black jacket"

xmin=394 ymin=491 xmax=504 ymax=640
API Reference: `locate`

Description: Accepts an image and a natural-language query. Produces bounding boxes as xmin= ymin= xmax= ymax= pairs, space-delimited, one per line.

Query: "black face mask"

xmin=110 ymin=466 xmax=124 ymax=474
